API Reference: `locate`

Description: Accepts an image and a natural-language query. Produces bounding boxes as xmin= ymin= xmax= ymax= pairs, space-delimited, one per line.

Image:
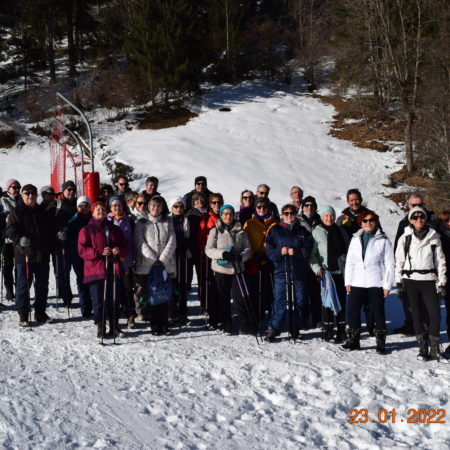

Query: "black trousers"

xmin=248 ymin=264 xmax=274 ymax=319
xmin=404 ymin=279 xmax=440 ymax=337
xmin=169 ymin=253 xmax=189 ymax=320
xmin=347 ymin=286 xmax=386 ymax=330
xmin=304 ymin=267 xmax=322 ymax=326
xmin=3 ymin=242 xmax=15 ymax=292
xmin=322 ymin=273 xmax=346 ymax=325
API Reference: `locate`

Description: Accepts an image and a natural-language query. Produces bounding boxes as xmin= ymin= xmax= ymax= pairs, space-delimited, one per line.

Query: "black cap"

xmin=195 ymin=176 xmax=207 ymax=185
xmin=21 ymin=184 xmax=37 ymax=194
xmin=302 ymin=196 xmax=317 ymax=208
xmin=61 ymin=180 xmax=76 ymax=191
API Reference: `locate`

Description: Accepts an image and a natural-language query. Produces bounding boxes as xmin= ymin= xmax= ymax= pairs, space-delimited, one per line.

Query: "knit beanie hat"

xmin=408 ymin=206 xmax=427 ymax=221
xmin=6 ymin=179 xmax=20 ymax=190
xmin=302 ymin=196 xmax=317 ymax=208
xmin=40 ymin=185 xmax=53 ymax=197
xmin=108 ymin=195 xmax=122 ymax=207
xmin=318 ymin=205 xmax=336 ymax=218
xmin=61 ymin=180 xmax=76 ymax=191
xmin=219 ymin=204 xmax=235 ymax=216
xmin=170 ymin=196 xmax=185 ymax=208
xmin=77 ymin=196 xmax=91 ymax=208
xmin=195 ymin=176 xmax=207 ymax=185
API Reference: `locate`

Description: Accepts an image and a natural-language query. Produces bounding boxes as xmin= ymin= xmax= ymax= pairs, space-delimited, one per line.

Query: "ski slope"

xmin=1 ymin=78 xmax=449 ymax=449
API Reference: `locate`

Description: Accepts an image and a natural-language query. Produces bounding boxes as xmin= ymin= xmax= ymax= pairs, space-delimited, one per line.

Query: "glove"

xmin=396 ymin=283 xmax=405 ymax=297
xmin=19 ymin=236 xmax=31 ymax=247
xmin=57 ymin=230 xmax=67 ymax=241
xmin=438 ymin=285 xmax=446 ymax=298
xmin=222 ymin=251 xmax=233 ymax=262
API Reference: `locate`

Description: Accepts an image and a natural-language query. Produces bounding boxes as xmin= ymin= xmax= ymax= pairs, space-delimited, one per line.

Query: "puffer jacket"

xmin=134 ymin=213 xmax=176 ymax=276
xmin=345 ymin=228 xmax=395 ymax=290
xmin=309 ymin=223 xmax=348 ymax=275
xmin=205 ymin=219 xmax=251 ymax=275
xmin=395 ymin=226 xmax=446 ymax=285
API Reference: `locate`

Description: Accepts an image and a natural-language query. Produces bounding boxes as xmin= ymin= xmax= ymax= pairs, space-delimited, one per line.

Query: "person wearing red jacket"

xmin=78 ymin=201 xmax=129 ymax=338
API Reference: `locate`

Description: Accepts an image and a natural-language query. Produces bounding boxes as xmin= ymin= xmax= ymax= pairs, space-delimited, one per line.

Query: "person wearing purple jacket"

xmin=78 ymin=201 xmax=129 ymax=338
xmin=107 ymin=196 xmax=136 ymax=329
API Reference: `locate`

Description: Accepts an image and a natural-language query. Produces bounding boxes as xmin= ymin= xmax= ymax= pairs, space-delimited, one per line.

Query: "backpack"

xmin=145 ymin=265 xmax=173 ymax=305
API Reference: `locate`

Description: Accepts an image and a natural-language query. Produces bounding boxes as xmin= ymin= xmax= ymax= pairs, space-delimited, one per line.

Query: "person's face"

xmin=64 ymin=186 xmax=76 ymax=200
xmin=442 ymin=217 xmax=450 ymax=230
xmin=77 ymin=201 xmax=90 ymax=214
xmin=361 ymin=215 xmax=377 ymax=232
xmin=290 ymin=188 xmax=303 ymax=204
xmin=8 ymin=183 xmax=21 ymax=196
xmin=241 ymin=191 xmax=254 ymax=207
xmin=255 ymin=203 xmax=268 ymax=216
xmin=110 ymin=200 xmax=123 ymax=216
xmin=43 ymin=189 xmax=55 ymax=202
xmin=322 ymin=212 xmax=334 ymax=226
xmin=210 ymin=198 xmax=223 ymax=215
xmin=127 ymin=198 xmax=136 ymax=210
xmin=149 ymin=201 xmax=162 ymax=217
xmin=146 ymin=182 xmax=157 ymax=195
xmin=195 ymin=181 xmax=206 ymax=193
xmin=136 ymin=197 xmax=147 ymax=212
xmin=21 ymin=189 xmax=37 ymax=207
xmin=102 ymin=190 xmax=113 ymax=200
xmin=410 ymin=213 xmax=426 ymax=230
xmin=303 ymin=201 xmax=316 ymax=215
xmin=408 ymin=197 xmax=423 ymax=210
xmin=221 ymin=208 xmax=234 ymax=225
xmin=117 ymin=178 xmax=129 ymax=193
xmin=172 ymin=202 xmax=184 ymax=216
xmin=347 ymin=193 xmax=361 ymax=211
xmin=93 ymin=204 xmax=107 ymax=220
xmin=194 ymin=197 xmax=206 ymax=210
xmin=282 ymin=209 xmax=296 ymax=224
xmin=256 ymin=187 xmax=269 ymax=198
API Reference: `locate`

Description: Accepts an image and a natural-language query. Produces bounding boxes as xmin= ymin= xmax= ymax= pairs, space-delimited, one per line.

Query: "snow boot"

xmin=127 ymin=316 xmax=136 ymax=329
xmin=336 ymin=322 xmax=347 ymax=342
xmin=265 ymin=326 xmax=277 ymax=342
xmin=322 ymin=322 xmax=334 ymax=341
xmin=108 ymin=320 xmax=124 ymax=338
xmin=429 ymin=335 xmax=442 ymax=361
xmin=223 ymin=320 xmax=233 ymax=335
xmin=416 ymin=334 xmax=429 ymax=360
xmin=342 ymin=328 xmax=361 ymax=350
xmin=374 ymin=329 xmax=387 ymax=355
xmin=34 ymin=311 xmax=53 ymax=323
xmin=19 ymin=313 xmax=30 ymax=328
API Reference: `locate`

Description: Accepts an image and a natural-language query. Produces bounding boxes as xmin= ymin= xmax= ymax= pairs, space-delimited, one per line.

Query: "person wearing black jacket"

xmin=437 ymin=210 xmax=450 ymax=353
xmin=182 ymin=176 xmax=211 ymax=214
xmin=393 ymin=194 xmax=436 ymax=335
xmin=6 ymin=184 xmax=56 ymax=326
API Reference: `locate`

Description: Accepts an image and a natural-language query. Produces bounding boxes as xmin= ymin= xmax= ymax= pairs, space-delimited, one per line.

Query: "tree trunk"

xmin=65 ymin=0 xmax=77 ymax=78
xmin=46 ymin=0 xmax=56 ymax=83
xmin=405 ymin=110 xmax=415 ymax=172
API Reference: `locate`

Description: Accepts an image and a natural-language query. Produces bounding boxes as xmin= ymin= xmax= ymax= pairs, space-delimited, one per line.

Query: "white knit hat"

xmin=408 ymin=206 xmax=426 ymax=221
xmin=77 ymin=196 xmax=91 ymax=208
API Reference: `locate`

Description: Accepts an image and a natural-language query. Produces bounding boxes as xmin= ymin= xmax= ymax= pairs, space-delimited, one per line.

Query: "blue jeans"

xmin=16 ymin=261 xmax=49 ymax=315
xmin=269 ymin=277 xmax=306 ymax=332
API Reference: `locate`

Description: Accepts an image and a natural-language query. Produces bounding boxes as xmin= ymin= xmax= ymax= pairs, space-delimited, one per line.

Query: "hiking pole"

xmin=112 ymin=255 xmax=117 ymax=345
xmin=54 ymin=251 xmax=59 ymax=311
xmin=25 ymin=249 xmax=33 ymax=330
xmin=284 ymin=255 xmax=291 ymax=341
xmin=204 ymin=254 xmax=209 ymax=327
xmin=177 ymin=252 xmax=182 ymax=329
xmin=258 ymin=268 xmax=262 ymax=337
xmin=101 ymin=255 xmax=108 ymax=346
xmin=290 ymin=255 xmax=297 ymax=343
xmin=61 ymin=245 xmax=70 ymax=320
xmin=0 ymin=241 xmax=4 ymax=304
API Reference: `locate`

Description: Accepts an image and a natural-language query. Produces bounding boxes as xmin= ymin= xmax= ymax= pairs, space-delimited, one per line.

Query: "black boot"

xmin=322 ymin=322 xmax=334 ymax=341
xmin=342 ymin=328 xmax=361 ymax=350
xmin=265 ymin=326 xmax=277 ymax=342
xmin=96 ymin=322 xmax=106 ymax=338
xmin=336 ymin=322 xmax=347 ymax=343
xmin=429 ymin=335 xmax=442 ymax=361
xmin=416 ymin=334 xmax=429 ymax=360
xmin=374 ymin=329 xmax=387 ymax=355
xmin=108 ymin=320 xmax=125 ymax=338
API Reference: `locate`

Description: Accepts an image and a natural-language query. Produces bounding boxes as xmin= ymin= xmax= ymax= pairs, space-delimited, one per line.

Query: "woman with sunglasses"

xmin=265 ymin=204 xmax=314 ymax=341
xmin=344 ymin=210 xmax=394 ymax=354
xmin=309 ymin=206 xmax=348 ymax=342
xmin=108 ymin=196 xmax=136 ymax=329
xmin=236 ymin=189 xmax=255 ymax=226
xmin=395 ymin=206 xmax=446 ymax=360
xmin=205 ymin=204 xmax=251 ymax=334
xmin=134 ymin=195 xmax=176 ymax=335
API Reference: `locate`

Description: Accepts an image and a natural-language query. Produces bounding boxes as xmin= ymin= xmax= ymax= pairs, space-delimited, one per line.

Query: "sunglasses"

xmin=211 ymin=201 xmax=222 ymax=205
xmin=118 ymin=183 xmax=128 ymax=187
xmin=79 ymin=203 xmax=89 ymax=208
xmin=66 ymin=187 xmax=76 ymax=192
xmin=45 ymin=191 xmax=55 ymax=196
xmin=303 ymin=203 xmax=314 ymax=208
xmin=256 ymin=205 xmax=267 ymax=209
xmin=196 ymin=182 xmax=205 ymax=185
xmin=258 ymin=191 xmax=269 ymax=196
xmin=411 ymin=215 xmax=425 ymax=221
xmin=410 ymin=203 xmax=423 ymax=208
xmin=283 ymin=211 xmax=295 ymax=216
xmin=22 ymin=191 xmax=37 ymax=197
xmin=137 ymin=202 xmax=147 ymax=206
xmin=242 ymin=196 xmax=254 ymax=200
xmin=362 ymin=218 xmax=375 ymax=224
xmin=11 ymin=185 xmax=21 ymax=190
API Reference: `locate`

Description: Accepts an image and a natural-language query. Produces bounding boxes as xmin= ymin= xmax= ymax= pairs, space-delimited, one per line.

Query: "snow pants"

xmin=346 ymin=286 xmax=386 ymax=330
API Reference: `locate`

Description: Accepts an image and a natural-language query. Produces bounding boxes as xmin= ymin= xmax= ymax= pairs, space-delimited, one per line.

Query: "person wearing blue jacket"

xmin=265 ymin=204 xmax=314 ymax=341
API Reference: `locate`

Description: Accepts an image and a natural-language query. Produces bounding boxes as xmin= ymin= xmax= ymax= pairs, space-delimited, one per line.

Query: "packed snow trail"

xmin=1 ymin=78 xmax=449 ymax=449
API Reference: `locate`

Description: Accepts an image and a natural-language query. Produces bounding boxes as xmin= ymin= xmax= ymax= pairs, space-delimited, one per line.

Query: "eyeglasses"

xmin=258 ymin=191 xmax=269 ymax=196
xmin=22 ymin=191 xmax=37 ymax=197
xmin=118 ymin=183 xmax=128 ymax=187
xmin=303 ymin=203 xmax=314 ymax=208
xmin=210 ymin=201 xmax=222 ymax=205
xmin=79 ymin=203 xmax=89 ymax=208
xmin=11 ymin=185 xmax=20 ymax=190
xmin=222 ymin=212 xmax=233 ymax=216
xmin=411 ymin=215 xmax=425 ymax=221
xmin=66 ymin=188 xmax=76 ymax=192
xmin=173 ymin=205 xmax=184 ymax=209
xmin=137 ymin=202 xmax=147 ymax=206
xmin=362 ymin=218 xmax=375 ymax=224
xmin=242 ymin=196 xmax=254 ymax=200
xmin=256 ymin=205 xmax=267 ymax=210
xmin=45 ymin=191 xmax=55 ymax=196
xmin=282 ymin=211 xmax=295 ymax=216
xmin=410 ymin=203 xmax=423 ymax=208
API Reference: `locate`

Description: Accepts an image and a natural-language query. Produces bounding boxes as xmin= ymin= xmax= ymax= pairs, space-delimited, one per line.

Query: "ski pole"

xmin=284 ymin=255 xmax=291 ymax=341
xmin=0 ymin=241 xmax=4 ymax=304
xmin=204 ymin=254 xmax=209 ymax=327
xmin=258 ymin=268 xmax=262 ymax=336
xmin=177 ymin=251 xmax=181 ymax=329
xmin=101 ymin=255 xmax=108 ymax=346
xmin=112 ymin=255 xmax=117 ymax=345
xmin=61 ymin=245 xmax=70 ymax=320
xmin=290 ymin=255 xmax=296 ymax=343
xmin=54 ymin=250 xmax=59 ymax=311
xmin=25 ymin=249 xmax=32 ymax=330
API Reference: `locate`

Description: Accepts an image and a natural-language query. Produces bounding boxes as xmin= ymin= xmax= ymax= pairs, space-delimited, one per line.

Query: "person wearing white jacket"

xmin=344 ymin=210 xmax=394 ymax=354
xmin=395 ymin=206 xmax=447 ymax=361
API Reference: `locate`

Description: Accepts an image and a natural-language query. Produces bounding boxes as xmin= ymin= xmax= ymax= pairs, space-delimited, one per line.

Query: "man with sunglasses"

xmin=393 ymin=194 xmax=437 ymax=335
xmin=46 ymin=180 xmax=78 ymax=308
xmin=182 ymin=176 xmax=211 ymax=213
xmin=39 ymin=185 xmax=56 ymax=209
xmin=1 ymin=179 xmax=22 ymax=300
xmin=256 ymin=184 xmax=279 ymax=219
xmin=114 ymin=175 xmax=131 ymax=196
xmin=6 ymin=184 xmax=56 ymax=326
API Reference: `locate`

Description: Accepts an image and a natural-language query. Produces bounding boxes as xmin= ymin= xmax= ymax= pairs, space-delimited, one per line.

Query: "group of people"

xmin=1 ymin=175 xmax=449 ymax=361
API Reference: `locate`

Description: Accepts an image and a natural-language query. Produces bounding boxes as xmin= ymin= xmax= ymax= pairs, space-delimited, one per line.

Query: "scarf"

xmin=413 ymin=225 xmax=430 ymax=240
xmin=322 ymin=224 xmax=345 ymax=270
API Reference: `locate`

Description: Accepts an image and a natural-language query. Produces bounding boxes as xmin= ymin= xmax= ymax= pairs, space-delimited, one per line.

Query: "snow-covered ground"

xmin=1 ymin=78 xmax=449 ymax=449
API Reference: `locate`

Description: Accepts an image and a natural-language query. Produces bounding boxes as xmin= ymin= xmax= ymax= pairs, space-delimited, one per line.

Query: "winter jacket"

xmin=183 ymin=188 xmax=212 ymax=212
xmin=395 ymin=226 xmax=446 ymax=285
xmin=236 ymin=205 xmax=253 ymax=227
xmin=78 ymin=218 xmax=129 ymax=284
xmin=266 ymin=220 xmax=314 ymax=280
xmin=170 ymin=213 xmax=190 ymax=257
xmin=67 ymin=211 xmax=91 ymax=264
xmin=6 ymin=202 xmax=56 ymax=264
xmin=198 ymin=210 xmax=219 ymax=253
xmin=336 ymin=206 xmax=367 ymax=243
xmin=438 ymin=226 xmax=450 ymax=275
xmin=134 ymin=214 xmax=177 ymax=277
xmin=205 ymin=219 xmax=251 ymax=275
xmin=345 ymin=228 xmax=395 ymax=290
xmin=1 ymin=192 xmax=21 ymax=243
xmin=107 ymin=213 xmax=134 ymax=273
xmin=46 ymin=195 xmax=77 ymax=232
xmin=299 ymin=212 xmax=321 ymax=233
xmin=186 ymin=207 xmax=204 ymax=259
xmin=393 ymin=209 xmax=437 ymax=251
xmin=309 ymin=223 xmax=348 ymax=275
